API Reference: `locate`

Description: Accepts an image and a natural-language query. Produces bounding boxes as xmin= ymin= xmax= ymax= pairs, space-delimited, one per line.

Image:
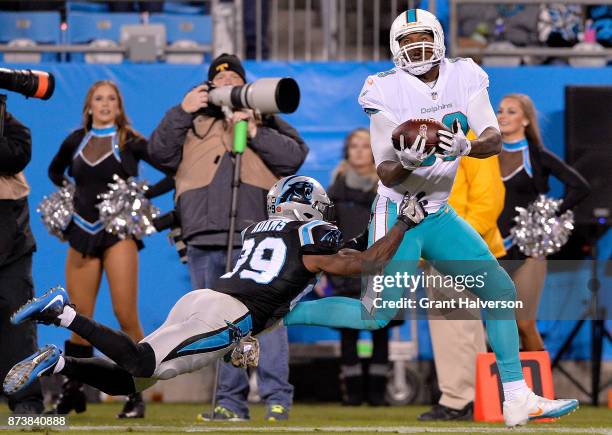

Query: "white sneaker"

xmin=503 ymin=390 xmax=579 ymax=427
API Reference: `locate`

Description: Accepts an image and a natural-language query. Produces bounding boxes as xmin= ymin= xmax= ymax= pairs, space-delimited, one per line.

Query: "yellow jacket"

xmin=448 ymin=155 xmax=506 ymax=258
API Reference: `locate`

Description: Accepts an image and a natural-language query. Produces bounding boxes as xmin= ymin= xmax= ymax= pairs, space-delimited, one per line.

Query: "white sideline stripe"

xmin=2 ymin=425 xmax=608 ymax=434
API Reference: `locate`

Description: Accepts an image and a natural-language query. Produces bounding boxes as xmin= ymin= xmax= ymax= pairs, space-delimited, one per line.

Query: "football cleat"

xmin=3 ymin=345 xmax=61 ymax=395
xmin=265 ymin=404 xmax=289 ymax=421
xmin=11 ymin=286 xmax=69 ymax=326
xmin=503 ymin=390 xmax=579 ymax=427
xmin=117 ymin=392 xmax=145 ymax=419
xmin=196 ymin=406 xmax=249 ymax=422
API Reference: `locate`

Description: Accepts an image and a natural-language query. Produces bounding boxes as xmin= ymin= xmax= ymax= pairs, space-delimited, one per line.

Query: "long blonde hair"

xmin=333 ymin=128 xmax=378 ymax=183
xmin=82 ymin=80 xmax=140 ymax=149
xmin=502 ymin=93 xmax=544 ymax=150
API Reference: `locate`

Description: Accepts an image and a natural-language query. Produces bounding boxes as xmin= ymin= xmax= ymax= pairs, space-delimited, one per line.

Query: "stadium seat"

xmin=569 ymin=42 xmax=608 ymax=67
xmin=166 ymin=40 xmax=203 ymax=64
xmin=67 ymin=11 xmax=140 ymax=62
xmin=84 ymin=39 xmax=124 ymax=64
xmin=0 ymin=11 xmax=61 ymax=63
xmin=482 ymin=41 xmax=522 ymax=67
xmin=149 ymin=13 xmax=212 ymax=45
xmin=4 ymin=39 xmax=41 ymax=63
xmin=67 ymin=11 xmax=140 ymax=44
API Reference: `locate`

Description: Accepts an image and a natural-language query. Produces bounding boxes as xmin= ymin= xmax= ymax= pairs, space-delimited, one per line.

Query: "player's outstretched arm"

xmin=465 ymin=126 xmax=502 ymax=158
xmin=302 ymin=192 xmax=427 ymax=276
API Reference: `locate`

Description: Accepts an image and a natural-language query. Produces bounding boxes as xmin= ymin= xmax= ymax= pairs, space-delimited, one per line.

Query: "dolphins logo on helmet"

xmin=267 ymin=175 xmax=335 ymax=222
xmin=390 ymin=9 xmax=446 ymax=76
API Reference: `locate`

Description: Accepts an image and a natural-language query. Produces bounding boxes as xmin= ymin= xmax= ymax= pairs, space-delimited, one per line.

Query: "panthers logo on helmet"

xmin=277 ymin=181 xmax=314 ymax=206
xmin=268 ymin=175 xmax=333 ymax=222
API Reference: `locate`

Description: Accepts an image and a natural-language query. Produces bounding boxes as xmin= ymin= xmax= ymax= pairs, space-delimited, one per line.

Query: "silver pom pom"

xmin=37 ymin=182 xmax=75 ymax=240
xmin=97 ymin=174 xmax=160 ymax=240
xmin=510 ymin=195 xmax=574 ymax=257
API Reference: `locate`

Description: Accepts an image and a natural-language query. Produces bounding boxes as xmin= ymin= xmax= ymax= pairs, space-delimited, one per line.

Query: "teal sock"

xmin=284 ymin=297 xmax=388 ymax=330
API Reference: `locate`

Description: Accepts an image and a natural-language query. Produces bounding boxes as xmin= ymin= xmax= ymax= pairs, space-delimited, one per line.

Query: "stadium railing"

xmin=0 ymin=1 xmax=213 ymax=63
xmin=0 ymin=11 xmax=61 ymax=63
xmin=449 ymin=0 xmax=612 ymax=61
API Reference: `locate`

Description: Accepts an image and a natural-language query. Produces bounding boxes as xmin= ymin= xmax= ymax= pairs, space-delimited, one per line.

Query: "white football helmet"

xmin=390 ymin=8 xmax=446 ymax=76
xmin=267 ymin=175 xmax=335 ymax=222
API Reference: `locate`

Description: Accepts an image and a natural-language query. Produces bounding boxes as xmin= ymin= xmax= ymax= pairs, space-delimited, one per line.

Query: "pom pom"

xmin=510 ymin=195 xmax=574 ymax=258
xmin=37 ymin=182 xmax=75 ymax=240
xmin=97 ymin=174 xmax=159 ymax=240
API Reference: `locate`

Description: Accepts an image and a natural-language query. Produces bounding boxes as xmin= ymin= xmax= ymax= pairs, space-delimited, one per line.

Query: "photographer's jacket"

xmin=149 ymin=105 xmax=308 ymax=246
xmin=0 ymin=112 xmax=35 ymax=267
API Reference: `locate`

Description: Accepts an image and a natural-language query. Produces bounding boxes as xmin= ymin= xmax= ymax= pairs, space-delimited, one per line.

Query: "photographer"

xmin=148 ymin=53 xmax=307 ymax=421
xmin=0 ymin=111 xmax=42 ymax=414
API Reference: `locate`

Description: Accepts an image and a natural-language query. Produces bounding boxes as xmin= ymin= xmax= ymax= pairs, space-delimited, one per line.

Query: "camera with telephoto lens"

xmin=0 ymin=68 xmax=55 ymax=100
xmin=207 ymin=77 xmax=300 ymax=114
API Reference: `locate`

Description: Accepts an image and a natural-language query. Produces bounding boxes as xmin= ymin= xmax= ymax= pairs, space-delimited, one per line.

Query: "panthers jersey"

xmin=215 ymin=218 xmax=342 ymax=334
xmin=358 ymin=57 xmax=491 ymax=213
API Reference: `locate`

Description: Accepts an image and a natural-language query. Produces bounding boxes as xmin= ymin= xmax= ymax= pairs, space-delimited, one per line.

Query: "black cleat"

xmin=117 ymin=392 xmax=145 ymax=419
xmin=418 ymin=402 xmax=474 ymax=421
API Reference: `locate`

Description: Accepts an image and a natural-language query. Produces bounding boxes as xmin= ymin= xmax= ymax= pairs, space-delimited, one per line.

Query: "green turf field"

xmin=1 ymin=403 xmax=611 ymax=434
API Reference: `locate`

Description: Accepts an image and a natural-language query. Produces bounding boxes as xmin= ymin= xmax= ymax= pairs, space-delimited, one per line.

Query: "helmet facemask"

xmin=389 ymin=10 xmax=446 ymax=76
xmin=395 ymin=35 xmax=439 ymax=76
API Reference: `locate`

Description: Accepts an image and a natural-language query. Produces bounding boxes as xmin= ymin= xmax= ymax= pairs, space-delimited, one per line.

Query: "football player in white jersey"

xmin=355 ymin=8 xmax=578 ymax=427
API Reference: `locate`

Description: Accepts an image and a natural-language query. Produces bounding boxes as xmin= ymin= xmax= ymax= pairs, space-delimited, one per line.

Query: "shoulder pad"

xmin=298 ymin=220 xmax=343 ymax=255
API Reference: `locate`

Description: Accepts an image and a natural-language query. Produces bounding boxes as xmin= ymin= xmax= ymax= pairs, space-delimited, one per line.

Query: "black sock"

xmin=68 ymin=314 xmax=155 ymax=378
xmin=61 ymin=357 xmax=136 ymax=396
xmin=64 ymin=340 xmax=93 ymax=358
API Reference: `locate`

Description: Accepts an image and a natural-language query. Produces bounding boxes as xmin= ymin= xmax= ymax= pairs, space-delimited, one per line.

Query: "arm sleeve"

xmin=462 ymin=157 xmax=505 ymax=235
xmin=540 ymin=148 xmax=590 ymax=213
xmin=466 ymin=87 xmax=500 ymax=137
xmin=48 ymin=131 xmax=81 ymax=186
xmin=0 ymin=112 xmax=31 ymax=174
xmin=148 ymin=105 xmax=194 ymax=175
xmin=370 ymin=111 xmax=399 ymax=167
xmin=300 ymin=222 xmax=344 ymax=255
xmin=248 ymin=116 xmax=309 ymax=177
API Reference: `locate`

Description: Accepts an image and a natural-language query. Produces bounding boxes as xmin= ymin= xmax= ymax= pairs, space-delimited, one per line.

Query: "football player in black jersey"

xmin=4 ymin=176 xmax=427 ymax=398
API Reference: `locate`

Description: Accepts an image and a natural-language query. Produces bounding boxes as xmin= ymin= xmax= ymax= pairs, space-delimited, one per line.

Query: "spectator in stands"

xmin=47 ymin=80 xmax=173 ymax=418
xmin=0 ymin=112 xmax=43 ymax=415
xmin=537 ymin=4 xmax=583 ymax=48
xmin=148 ymin=53 xmax=307 ymax=421
xmin=319 ymin=128 xmax=390 ymax=406
xmin=457 ymin=3 xmax=540 ymax=63
xmin=588 ymin=5 xmax=612 ymax=47
xmin=418 ymin=149 xmax=506 ymax=421
xmin=496 ymin=94 xmax=589 ymax=351
xmin=108 ymin=2 xmax=163 ymax=13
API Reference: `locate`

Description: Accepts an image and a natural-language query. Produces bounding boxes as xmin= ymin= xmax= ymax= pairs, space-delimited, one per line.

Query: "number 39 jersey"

xmin=214 ymin=218 xmax=343 ymax=334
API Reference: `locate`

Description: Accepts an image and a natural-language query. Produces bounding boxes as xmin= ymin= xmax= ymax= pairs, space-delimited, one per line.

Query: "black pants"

xmin=0 ymin=254 xmax=43 ymax=411
xmin=60 ymin=313 xmax=156 ymax=396
xmin=340 ymin=326 xmax=390 ymax=366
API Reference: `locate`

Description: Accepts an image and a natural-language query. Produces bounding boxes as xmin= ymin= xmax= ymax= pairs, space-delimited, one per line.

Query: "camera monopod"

xmin=225 ymin=119 xmax=248 ymax=272
xmin=208 ymin=119 xmax=248 ymax=420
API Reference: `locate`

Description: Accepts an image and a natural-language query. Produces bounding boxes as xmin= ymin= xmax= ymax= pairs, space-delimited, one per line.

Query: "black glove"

xmin=397 ymin=191 xmax=428 ymax=229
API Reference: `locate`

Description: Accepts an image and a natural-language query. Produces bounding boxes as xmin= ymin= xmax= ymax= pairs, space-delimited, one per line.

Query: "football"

xmin=391 ymin=118 xmax=451 ymax=154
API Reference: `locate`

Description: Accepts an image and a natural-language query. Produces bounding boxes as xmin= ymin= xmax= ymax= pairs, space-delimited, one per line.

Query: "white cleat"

xmin=503 ymin=390 xmax=579 ymax=427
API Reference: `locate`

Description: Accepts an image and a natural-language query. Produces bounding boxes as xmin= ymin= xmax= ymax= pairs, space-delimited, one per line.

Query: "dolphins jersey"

xmin=359 ymin=57 xmax=494 ymax=213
